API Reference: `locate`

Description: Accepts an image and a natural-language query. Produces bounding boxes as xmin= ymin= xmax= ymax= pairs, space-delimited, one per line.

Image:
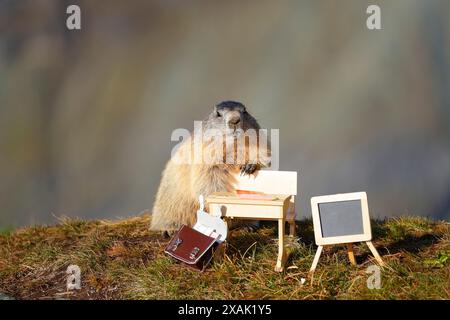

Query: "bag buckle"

xmin=189 ymin=247 xmax=200 ymax=260
xmin=170 ymin=238 xmax=183 ymax=251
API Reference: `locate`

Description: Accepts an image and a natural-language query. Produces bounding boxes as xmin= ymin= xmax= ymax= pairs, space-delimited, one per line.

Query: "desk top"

xmin=206 ymin=192 xmax=291 ymax=206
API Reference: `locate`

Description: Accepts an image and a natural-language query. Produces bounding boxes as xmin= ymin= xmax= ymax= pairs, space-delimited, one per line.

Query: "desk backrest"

xmin=232 ymin=170 xmax=298 ymax=218
xmin=233 ymin=170 xmax=297 ymax=196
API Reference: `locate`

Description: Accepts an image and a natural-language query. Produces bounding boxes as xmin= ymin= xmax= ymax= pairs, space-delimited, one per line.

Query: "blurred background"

xmin=1 ymin=0 xmax=449 ymax=228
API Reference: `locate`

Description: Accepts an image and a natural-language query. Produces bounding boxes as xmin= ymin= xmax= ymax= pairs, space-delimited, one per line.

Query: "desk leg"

xmin=289 ymin=220 xmax=296 ymax=237
xmin=275 ymin=218 xmax=286 ymax=272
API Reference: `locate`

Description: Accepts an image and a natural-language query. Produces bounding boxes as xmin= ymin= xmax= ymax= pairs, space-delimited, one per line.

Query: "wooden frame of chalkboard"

xmin=311 ymin=192 xmax=372 ymax=245
xmin=309 ymin=191 xmax=384 ymax=273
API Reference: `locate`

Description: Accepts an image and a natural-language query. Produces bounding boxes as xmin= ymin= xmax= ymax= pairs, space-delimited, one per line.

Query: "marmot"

xmin=150 ymin=101 xmax=270 ymax=232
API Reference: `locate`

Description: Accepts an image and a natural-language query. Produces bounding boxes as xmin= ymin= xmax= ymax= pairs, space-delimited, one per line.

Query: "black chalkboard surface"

xmin=318 ymin=200 xmax=364 ymax=238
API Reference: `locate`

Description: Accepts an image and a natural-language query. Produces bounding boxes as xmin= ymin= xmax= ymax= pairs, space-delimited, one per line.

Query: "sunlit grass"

xmin=0 ymin=215 xmax=448 ymax=299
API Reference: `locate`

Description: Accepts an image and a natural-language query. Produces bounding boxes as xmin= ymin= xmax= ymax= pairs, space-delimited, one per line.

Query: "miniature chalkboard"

xmin=309 ymin=192 xmax=384 ymax=273
xmin=313 ymin=193 xmax=371 ymax=244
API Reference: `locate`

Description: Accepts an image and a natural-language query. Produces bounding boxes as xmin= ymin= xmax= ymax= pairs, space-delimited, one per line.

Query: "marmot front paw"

xmin=240 ymin=163 xmax=259 ymax=176
xmin=162 ymin=230 xmax=176 ymax=239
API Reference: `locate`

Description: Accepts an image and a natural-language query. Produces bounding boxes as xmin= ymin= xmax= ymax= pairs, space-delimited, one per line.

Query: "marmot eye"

xmin=216 ymin=111 xmax=221 ymax=117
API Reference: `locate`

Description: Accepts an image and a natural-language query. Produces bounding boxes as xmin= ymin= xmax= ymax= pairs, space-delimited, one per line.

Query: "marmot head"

xmin=204 ymin=101 xmax=260 ymax=134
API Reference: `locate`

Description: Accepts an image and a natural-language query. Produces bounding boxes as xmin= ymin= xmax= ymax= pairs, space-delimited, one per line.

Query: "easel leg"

xmin=274 ymin=218 xmax=286 ymax=272
xmin=366 ymin=241 xmax=385 ymax=266
xmin=309 ymin=245 xmax=323 ymax=273
xmin=347 ymin=243 xmax=356 ymax=266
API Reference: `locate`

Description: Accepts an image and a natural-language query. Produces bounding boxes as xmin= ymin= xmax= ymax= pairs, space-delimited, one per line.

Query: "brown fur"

xmin=150 ymin=101 xmax=270 ymax=231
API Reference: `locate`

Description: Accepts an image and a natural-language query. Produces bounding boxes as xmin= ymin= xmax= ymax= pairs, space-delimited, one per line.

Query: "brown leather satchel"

xmin=164 ymin=225 xmax=220 ymax=271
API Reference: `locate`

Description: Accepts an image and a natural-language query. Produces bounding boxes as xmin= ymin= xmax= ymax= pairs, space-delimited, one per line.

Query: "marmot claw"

xmin=240 ymin=163 xmax=259 ymax=176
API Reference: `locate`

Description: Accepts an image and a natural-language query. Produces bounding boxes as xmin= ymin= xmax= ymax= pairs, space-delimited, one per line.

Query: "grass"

xmin=0 ymin=215 xmax=448 ymax=300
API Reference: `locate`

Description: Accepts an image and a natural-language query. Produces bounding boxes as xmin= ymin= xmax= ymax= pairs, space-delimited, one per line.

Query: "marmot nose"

xmin=228 ymin=117 xmax=241 ymax=125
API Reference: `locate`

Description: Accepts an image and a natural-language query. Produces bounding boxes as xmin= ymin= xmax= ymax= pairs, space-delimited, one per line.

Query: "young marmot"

xmin=150 ymin=101 xmax=270 ymax=232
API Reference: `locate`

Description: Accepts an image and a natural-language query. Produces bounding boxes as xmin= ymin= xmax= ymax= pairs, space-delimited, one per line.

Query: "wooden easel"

xmin=309 ymin=241 xmax=384 ymax=273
